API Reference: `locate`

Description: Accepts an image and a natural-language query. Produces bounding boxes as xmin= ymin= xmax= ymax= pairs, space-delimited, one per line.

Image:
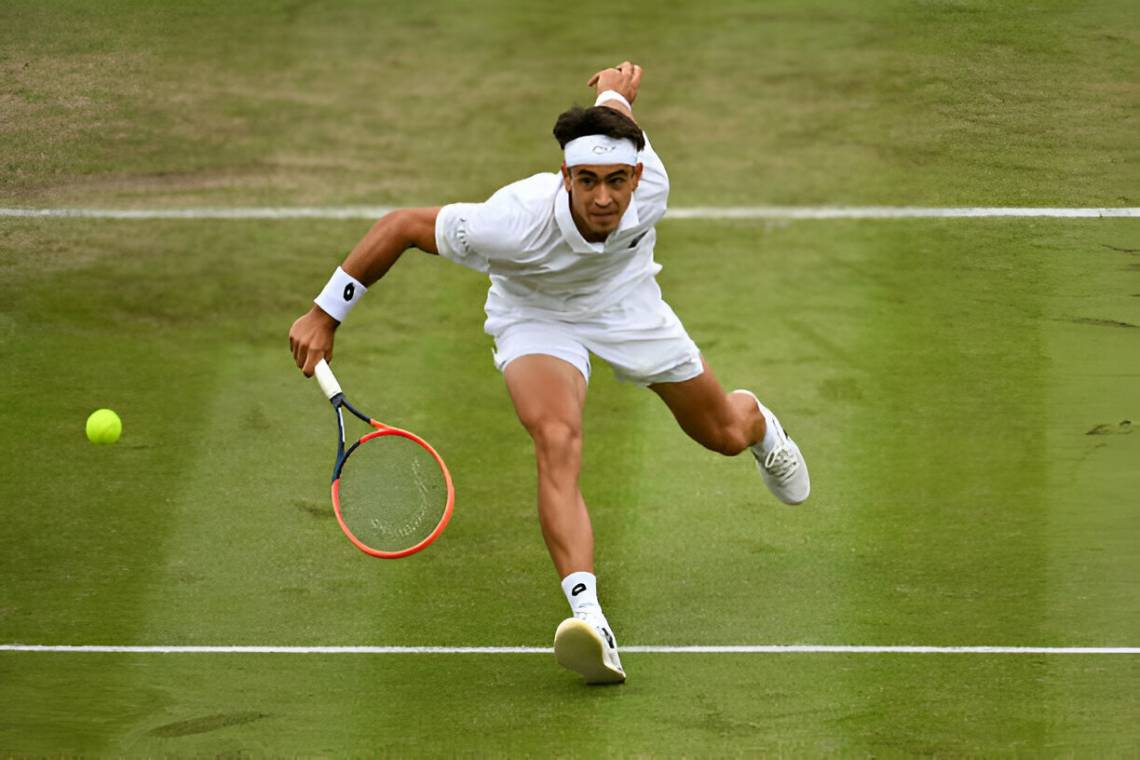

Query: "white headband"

xmin=564 ymin=134 xmax=639 ymax=167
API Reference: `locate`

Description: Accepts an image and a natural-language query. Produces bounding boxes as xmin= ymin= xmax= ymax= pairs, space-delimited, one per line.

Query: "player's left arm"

xmin=587 ymin=61 xmax=642 ymax=125
xmin=588 ymin=61 xmax=668 ymax=214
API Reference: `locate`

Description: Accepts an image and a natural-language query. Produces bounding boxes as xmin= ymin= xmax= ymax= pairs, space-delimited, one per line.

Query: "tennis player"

xmin=289 ymin=61 xmax=810 ymax=684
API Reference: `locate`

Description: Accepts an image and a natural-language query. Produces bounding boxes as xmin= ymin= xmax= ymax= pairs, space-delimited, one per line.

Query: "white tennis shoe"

xmin=734 ymin=390 xmax=811 ymax=505
xmin=554 ymin=611 xmax=626 ymax=684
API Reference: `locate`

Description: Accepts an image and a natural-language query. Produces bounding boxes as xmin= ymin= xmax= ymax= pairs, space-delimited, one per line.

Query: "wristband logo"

xmin=343 ymin=283 xmax=355 ymax=301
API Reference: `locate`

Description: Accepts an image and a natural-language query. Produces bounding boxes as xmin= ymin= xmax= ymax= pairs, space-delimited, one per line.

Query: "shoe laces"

xmin=763 ymin=443 xmax=800 ymax=482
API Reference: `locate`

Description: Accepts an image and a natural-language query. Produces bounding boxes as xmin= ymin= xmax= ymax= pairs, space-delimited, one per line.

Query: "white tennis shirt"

xmin=434 ymin=134 xmax=668 ymax=320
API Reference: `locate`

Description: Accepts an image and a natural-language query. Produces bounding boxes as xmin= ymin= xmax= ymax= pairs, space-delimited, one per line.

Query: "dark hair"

xmin=552 ymin=106 xmax=645 ymax=151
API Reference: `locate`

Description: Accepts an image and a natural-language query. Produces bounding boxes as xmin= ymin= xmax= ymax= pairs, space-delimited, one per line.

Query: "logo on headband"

xmin=564 ymin=134 xmax=639 ymax=166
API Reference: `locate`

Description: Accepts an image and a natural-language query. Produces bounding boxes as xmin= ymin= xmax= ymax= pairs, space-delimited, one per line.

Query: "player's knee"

xmin=528 ymin=418 xmax=582 ymax=461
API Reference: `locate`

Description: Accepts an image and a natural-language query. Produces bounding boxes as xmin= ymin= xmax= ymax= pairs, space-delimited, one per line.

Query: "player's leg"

xmin=503 ymin=353 xmax=625 ymax=683
xmin=650 ymin=359 xmax=811 ymax=505
xmin=503 ymin=354 xmax=591 ymax=577
xmin=648 ymin=357 xmax=763 ymax=456
xmin=579 ymin=279 xmax=810 ymax=505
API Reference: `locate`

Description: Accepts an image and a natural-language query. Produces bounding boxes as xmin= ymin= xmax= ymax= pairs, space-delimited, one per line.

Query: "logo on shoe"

xmin=571 ymin=583 xmax=587 ymax=597
xmin=601 ymin=627 xmax=615 ymax=649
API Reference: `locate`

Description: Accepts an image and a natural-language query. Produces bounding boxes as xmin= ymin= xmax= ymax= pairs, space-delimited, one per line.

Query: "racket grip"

xmin=314 ymin=359 xmax=343 ymax=400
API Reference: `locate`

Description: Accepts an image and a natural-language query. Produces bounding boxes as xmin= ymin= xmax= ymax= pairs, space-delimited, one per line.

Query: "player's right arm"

xmin=289 ymin=207 xmax=440 ymax=376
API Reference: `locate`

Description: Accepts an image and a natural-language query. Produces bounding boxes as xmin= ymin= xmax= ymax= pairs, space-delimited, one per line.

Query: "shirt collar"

xmin=555 ymin=183 xmax=640 ymax=254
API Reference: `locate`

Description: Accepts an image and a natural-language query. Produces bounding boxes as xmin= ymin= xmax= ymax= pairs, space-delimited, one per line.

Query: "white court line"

xmin=2 ymin=644 xmax=1137 ymax=654
xmin=667 ymin=207 xmax=1140 ymax=219
xmin=1 ymin=206 xmax=1138 ymax=220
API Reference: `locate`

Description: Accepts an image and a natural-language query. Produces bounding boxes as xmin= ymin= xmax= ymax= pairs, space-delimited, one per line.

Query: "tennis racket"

xmin=313 ymin=359 xmax=454 ymax=558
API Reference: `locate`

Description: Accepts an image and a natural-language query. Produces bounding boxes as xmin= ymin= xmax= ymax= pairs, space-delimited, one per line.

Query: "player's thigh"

xmin=504 ymin=354 xmax=588 ymax=445
xmin=649 ymin=358 xmax=740 ymax=448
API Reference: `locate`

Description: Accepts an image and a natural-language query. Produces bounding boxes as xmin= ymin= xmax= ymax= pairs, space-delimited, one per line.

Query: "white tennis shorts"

xmin=484 ymin=278 xmax=703 ymax=386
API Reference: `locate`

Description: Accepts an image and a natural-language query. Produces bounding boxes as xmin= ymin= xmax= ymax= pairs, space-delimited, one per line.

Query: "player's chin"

xmin=588 ymin=214 xmax=620 ymax=234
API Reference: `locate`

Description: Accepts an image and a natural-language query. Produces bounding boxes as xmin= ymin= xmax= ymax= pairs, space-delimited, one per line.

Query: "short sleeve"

xmin=635 ymin=132 xmax=669 ymax=225
xmin=434 ymin=180 xmax=546 ymax=272
xmin=435 ymin=202 xmax=493 ymax=273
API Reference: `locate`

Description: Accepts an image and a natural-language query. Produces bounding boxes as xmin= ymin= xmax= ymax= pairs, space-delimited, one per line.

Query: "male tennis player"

xmin=289 ymin=61 xmax=810 ymax=685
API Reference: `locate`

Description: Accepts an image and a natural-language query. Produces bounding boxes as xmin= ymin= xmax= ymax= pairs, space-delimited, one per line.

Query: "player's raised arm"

xmin=585 ymin=60 xmax=668 ymax=222
xmin=587 ymin=61 xmax=643 ymax=124
xmin=289 ymin=207 xmax=440 ymax=376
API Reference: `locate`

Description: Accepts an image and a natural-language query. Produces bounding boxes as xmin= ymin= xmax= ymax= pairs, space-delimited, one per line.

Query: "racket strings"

xmin=337 ymin=434 xmax=449 ymax=553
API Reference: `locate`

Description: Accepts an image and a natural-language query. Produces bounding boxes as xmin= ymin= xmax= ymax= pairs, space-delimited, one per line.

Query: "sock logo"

xmin=571 ymin=583 xmax=587 ymax=597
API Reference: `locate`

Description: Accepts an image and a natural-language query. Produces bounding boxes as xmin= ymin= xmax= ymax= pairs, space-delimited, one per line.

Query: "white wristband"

xmin=595 ymin=89 xmax=632 ymax=111
xmin=314 ymin=266 xmax=366 ymax=323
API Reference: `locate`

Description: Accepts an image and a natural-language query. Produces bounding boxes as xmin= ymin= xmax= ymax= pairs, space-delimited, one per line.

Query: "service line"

xmin=1 ymin=207 xmax=1138 ymax=220
xmin=1 ymin=644 xmax=1137 ymax=654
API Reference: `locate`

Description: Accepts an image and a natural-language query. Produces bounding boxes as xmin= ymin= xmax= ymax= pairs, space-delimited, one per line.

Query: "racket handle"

xmin=314 ymin=359 xmax=343 ymax=400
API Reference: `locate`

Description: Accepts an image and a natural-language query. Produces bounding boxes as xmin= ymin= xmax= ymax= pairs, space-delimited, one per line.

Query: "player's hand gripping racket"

xmin=314 ymin=359 xmax=454 ymax=558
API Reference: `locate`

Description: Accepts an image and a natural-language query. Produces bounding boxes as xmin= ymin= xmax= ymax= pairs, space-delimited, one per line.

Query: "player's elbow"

xmin=381 ymin=207 xmax=440 ymax=254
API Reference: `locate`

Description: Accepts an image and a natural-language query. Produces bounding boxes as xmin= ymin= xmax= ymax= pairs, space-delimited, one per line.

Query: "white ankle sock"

xmin=561 ymin=571 xmax=600 ymax=616
xmin=757 ymin=404 xmax=781 ymax=454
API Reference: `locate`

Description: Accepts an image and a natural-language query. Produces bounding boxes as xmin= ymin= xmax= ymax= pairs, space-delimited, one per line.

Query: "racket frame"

xmin=316 ymin=360 xmax=454 ymax=558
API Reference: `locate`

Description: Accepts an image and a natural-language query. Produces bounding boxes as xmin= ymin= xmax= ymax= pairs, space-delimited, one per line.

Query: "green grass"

xmin=1 ymin=0 xmax=1138 ymax=756
xmin=1 ymin=0 xmax=1135 ymax=208
xmin=2 ymin=218 xmax=1137 ymax=755
xmin=7 ymin=654 xmax=1138 ymax=755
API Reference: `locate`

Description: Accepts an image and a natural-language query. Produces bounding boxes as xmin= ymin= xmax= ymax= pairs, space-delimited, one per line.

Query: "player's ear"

xmin=631 ymin=162 xmax=644 ymax=189
xmin=561 ymin=163 xmax=572 ymax=190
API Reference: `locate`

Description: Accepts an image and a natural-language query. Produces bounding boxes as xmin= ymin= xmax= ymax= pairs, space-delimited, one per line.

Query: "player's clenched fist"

xmin=587 ymin=60 xmax=643 ymax=105
xmin=289 ymin=306 xmax=338 ymax=377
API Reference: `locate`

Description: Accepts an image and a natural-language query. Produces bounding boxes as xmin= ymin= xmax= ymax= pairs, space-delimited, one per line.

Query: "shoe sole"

xmin=553 ymin=618 xmax=626 ymax=685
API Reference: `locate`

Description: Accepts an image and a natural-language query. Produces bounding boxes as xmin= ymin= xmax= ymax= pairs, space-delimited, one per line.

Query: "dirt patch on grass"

xmin=148 ymin=711 xmax=269 ymax=738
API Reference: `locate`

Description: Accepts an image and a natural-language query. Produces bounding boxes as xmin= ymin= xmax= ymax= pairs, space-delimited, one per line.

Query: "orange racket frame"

xmin=314 ymin=359 xmax=454 ymax=558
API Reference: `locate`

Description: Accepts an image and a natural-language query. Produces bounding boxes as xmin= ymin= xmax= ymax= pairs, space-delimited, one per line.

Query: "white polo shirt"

xmin=434 ymin=135 xmax=669 ymax=320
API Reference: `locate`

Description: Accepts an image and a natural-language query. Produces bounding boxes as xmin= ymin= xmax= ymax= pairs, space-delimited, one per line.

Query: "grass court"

xmin=1 ymin=0 xmax=1137 ymax=755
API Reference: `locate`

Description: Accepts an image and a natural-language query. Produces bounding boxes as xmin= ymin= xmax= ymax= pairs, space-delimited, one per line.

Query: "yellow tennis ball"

xmin=86 ymin=408 xmax=122 ymax=444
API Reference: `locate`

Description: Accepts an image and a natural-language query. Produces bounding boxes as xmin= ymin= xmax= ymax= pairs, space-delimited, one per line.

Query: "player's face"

xmin=562 ymin=163 xmax=643 ymax=242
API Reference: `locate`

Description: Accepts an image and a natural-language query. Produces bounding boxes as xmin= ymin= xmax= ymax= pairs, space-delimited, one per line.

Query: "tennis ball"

xmin=86 ymin=408 xmax=122 ymax=444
